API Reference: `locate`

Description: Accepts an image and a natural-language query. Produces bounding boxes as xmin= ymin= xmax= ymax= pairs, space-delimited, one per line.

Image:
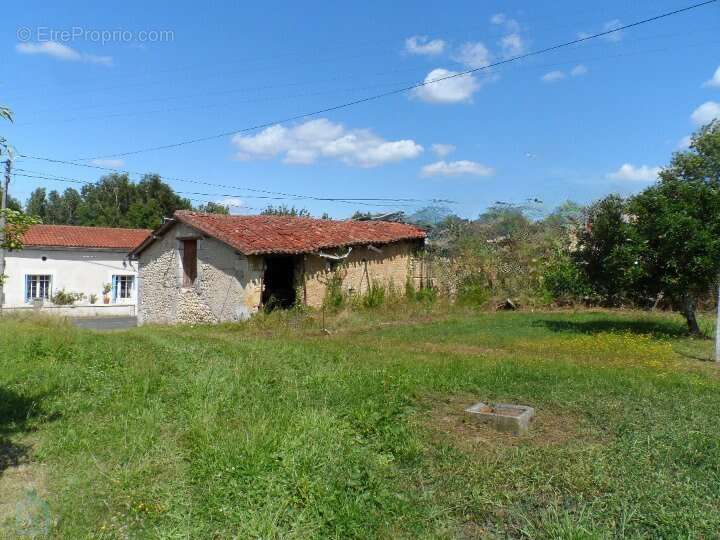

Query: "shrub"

xmin=542 ymin=251 xmax=591 ymax=305
xmin=51 ymin=289 xmax=85 ymax=306
xmin=323 ymin=272 xmax=346 ymax=310
xmin=360 ymin=280 xmax=386 ymax=309
xmin=405 ymin=279 xmax=437 ymax=305
xmin=456 ymin=275 xmax=491 ymax=306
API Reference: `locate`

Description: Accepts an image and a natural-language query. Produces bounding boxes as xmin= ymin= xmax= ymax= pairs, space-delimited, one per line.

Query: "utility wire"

xmin=14 ymin=157 xmax=455 ymax=204
xmin=11 ymin=171 xmax=423 ymax=209
xmin=15 ymin=33 xmax=720 ymax=129
xmin=77 ymin=0 xmax=717 ymax=160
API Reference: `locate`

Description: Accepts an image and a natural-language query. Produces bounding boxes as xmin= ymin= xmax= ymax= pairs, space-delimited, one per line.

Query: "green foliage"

xmin=195 ymin=201 xmax=230 ymax=214
xmin=23 ymin=173 xmax=217 ymax=229
xmin=51 ymin=289 xmax=85 ymax=306
xmin=89 ymin=294 xmax=98 ymax=305
xmin=574 ymin=194 xmax=638 ymax=306
xmin=358 ymin=280 xmax=386 ymax=308
xmin=260 ymin=205 xmax=311 ymax=217
xmin=543 ymin=249 xmax=592 ymax=304
xmin=1 ymin=209 xmax=40 ymax=252
xmin=456 ymin=278 xmax=491 ymax=306
xmin=322 ymin=272 xmax=346 ymax=310
xmin=404 ymin=279 xmax=437 ymax=304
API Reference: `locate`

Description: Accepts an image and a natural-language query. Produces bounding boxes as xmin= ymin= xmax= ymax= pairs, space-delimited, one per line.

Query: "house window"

xmin=112 ymin=275 xmax=134 ymax=301
xmin=25 ymin=275 xmax=51 ymax=302
xmin=182 ymin=239 xmax=197 ymax=287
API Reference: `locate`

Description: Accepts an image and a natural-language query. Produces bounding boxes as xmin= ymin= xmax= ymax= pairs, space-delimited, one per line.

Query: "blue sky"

xmin=2 ymin=0 xmax=719 ymax=218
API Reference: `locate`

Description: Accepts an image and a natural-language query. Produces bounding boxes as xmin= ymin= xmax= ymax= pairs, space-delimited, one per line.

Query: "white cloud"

xmin=453 ymin=42 xmax=491 ymax=68
xmin=602 ymin=19 xmax=623 ymax=42
xmin=90 ymin=158 xmax=124 ymax=168
xmin=405 ymin=35 xmax=446 ymax=56
xmin=421 ymin=160 xmax=494 ymax=178
xmin=607 ymin=164 xmax=661 ymax=182
xmin=218 ymin=197 xmax=244 ymax=208
xmin=431 ymin=143 xmax=456 ymax=157
xmin=413 ymin=68 xmax=480 ymax=104
xmin=542 ymin=70 xmax=566 ymax=83
xmin=677 ymin=135 xmax=692 ymax=150
xmin=490 ymin=13 xmax=524 ymax=58
xmin=231 ymin=118 xmax=423 ymax=168
xmin=703 ymin=66 xmax=720 ymax=88
xmin=16 ymin=41 xmax=112 ymax=66
xmin=691 ymin=101 xmax=720 ymax=125
xmin=500 ymin=33 xmax=525 ymax=57
xmin=571 ymin=64 xmax=588 ymax=76
xmin=490 ymin=13 xmax=520 ymax=33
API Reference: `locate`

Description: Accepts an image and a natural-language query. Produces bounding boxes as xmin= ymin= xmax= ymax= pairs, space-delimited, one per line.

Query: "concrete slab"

xmin=465 ymin=402 xmax=535 ymax=436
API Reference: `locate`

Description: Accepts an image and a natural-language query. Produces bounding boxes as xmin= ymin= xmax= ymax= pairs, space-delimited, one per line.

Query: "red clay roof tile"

xmin=173 ymin=211 xmax=426 ymax=255
xmin=22 ymin=224 xmax=151 ymax=250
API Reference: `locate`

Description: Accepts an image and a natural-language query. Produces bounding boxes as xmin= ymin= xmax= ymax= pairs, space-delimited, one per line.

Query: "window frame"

xmin=112 ymin=275 xmax=135 ymax=302
xmin=25 ymin=274 xmax=52 ymax=303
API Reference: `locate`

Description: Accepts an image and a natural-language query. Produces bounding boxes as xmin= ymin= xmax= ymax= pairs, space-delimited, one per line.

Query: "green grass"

xmin=1 ymin=309 xmax=720 ymax=538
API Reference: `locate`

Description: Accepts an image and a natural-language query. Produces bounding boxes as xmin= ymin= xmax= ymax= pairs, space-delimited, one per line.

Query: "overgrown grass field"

xmin=1 ymin=309 xmax=719 ymax=538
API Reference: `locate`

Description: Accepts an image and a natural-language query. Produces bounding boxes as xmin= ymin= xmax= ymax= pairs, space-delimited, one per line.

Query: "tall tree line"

xmin=24 ymin=173 xmax=228 ymax=229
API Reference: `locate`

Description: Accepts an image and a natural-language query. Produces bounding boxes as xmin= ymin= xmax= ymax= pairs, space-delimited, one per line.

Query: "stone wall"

xmin=299 ymin=241 xmax=420 ymax=308
xmin=138 ymin=223 xmax=423 ymax=323
xmin=137 ymin=223 xmax=263 ymax=325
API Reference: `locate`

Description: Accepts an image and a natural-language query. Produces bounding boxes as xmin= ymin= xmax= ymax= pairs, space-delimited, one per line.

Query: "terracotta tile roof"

xmin=22 ymin=224 xmax=151 ymax=250
xmin=173 ymin=210 xmax=426 ymax=255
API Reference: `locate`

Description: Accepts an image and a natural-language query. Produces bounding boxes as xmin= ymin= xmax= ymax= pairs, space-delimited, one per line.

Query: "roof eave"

xmin=128 ymin=219 xmax=178 ymax=258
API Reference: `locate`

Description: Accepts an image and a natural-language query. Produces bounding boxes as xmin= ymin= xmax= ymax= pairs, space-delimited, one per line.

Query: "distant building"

xmin=1 ymin=224 xmax=150 ymax=316
xmin=131 ymin=211 xmax=426 ymax=325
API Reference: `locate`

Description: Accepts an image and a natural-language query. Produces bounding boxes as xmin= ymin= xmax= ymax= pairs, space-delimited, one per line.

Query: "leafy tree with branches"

xmin=629 ymin=121 xmax=720 ymax=334
xmin=261 ymin=205 xmax=311 ymax=217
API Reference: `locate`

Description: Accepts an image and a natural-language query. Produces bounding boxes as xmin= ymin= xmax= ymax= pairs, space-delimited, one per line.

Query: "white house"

xmin=1 ymin=224 xmax=150 ymax=316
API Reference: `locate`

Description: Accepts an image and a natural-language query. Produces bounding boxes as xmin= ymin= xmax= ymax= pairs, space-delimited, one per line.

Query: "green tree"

xmin=630 ymin=121 xmax=720 ymax=334
xmin=0 ymin=189 xmax=21 ymax=212
xmin=574 ymin=195 xmax=639 ymax=306
xmin=196 ymin=201 xmax=230 ymax=214
xmin=25 ymin=187 xmax=48 ymax=219
xmin=261 ymin=205 xmax=310 ymax=217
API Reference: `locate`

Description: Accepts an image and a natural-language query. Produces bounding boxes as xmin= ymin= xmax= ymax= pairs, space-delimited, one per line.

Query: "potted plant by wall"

xmin=89 ymin=293 xmax=98 ymax=305
xmin=102 ymin=283 xmax=112 ymax=304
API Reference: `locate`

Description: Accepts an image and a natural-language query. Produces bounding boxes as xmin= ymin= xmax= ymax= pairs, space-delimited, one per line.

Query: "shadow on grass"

xmin=0 ymin=388 xmax=55 ymax=475
xmin=533 ymin=317 xmax=689 ymax=338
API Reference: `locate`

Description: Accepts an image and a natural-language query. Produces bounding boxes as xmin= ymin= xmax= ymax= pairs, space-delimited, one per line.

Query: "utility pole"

xmin=0 ymin=157 xmax=10 ymax=314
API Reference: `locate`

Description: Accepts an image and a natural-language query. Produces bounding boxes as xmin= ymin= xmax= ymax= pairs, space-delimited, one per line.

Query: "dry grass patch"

xmin=421 ymin=394 xmax=605 ymax=453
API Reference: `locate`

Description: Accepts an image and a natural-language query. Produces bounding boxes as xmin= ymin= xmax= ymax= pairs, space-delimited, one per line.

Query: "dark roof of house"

xmin=22 ymin=224 xmax=152 ymax=250
xmin=132 ymin=210 xmax=426 ymax=256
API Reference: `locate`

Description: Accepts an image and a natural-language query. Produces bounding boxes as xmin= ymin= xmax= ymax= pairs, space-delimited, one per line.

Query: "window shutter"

xmin=24 ymin=275 xmax=29 ymax=302
xmin=111 ymin=276 xmax=118 ymax=303
xmin=182 ymin=240 xmax=198 ymax=287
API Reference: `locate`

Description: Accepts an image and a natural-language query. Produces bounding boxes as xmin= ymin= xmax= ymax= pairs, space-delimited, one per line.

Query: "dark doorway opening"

xmin=262 ymin=256 xmax=297 ymax=309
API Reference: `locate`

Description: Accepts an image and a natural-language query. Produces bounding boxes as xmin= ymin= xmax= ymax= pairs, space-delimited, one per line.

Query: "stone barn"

xmin=130 ymin=210 xmax=426 ymax=325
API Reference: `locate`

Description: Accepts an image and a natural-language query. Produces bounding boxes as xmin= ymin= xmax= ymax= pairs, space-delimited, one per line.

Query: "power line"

xmin=77 ymin=0 xmax=717 ymax=161
xmin=14 ymin=156 xmax=456 ymax=204
xmin=10 ymin=171 xmax=425 ymax=209
xmin=15 ymin=32 xmax=720 ymax=129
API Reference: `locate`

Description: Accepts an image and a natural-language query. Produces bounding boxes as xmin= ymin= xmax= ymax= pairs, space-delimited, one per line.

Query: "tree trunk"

xmin=681 ymin=294 xmax=702 ymax=336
